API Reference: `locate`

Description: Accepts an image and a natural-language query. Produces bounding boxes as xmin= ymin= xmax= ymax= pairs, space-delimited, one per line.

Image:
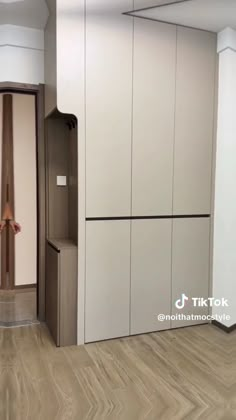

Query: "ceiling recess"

xmin=127 ymin=0 xmax=236 ymax=33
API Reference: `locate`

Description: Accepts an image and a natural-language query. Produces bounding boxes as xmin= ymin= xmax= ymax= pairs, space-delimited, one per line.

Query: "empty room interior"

xmin=0 ymin=0 xmax=235 ymax=418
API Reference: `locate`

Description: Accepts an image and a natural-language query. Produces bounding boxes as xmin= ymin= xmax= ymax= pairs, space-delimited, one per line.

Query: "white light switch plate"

xmin=57 ymin=176 xmax=67 ymax=186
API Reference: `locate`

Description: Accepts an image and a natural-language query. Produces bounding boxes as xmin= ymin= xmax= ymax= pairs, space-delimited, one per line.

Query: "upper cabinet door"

xmin=86 ymin=0 xmax=133 ymax=218
xmin=132 ymin=20 xmax=176 ymax=216
xmin=173 ymin=27 xmax=217 ymax=215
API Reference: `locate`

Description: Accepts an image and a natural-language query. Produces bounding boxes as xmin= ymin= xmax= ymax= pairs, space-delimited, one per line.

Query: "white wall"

xmin=0 ymin=24 xmax=44 ymax=84
xmin=212 ymin=29 xmax=236 ymax=327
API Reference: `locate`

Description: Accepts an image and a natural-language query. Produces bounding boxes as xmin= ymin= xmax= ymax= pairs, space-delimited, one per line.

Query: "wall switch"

xmin=57 ymin=176 xmax=67 ymax=186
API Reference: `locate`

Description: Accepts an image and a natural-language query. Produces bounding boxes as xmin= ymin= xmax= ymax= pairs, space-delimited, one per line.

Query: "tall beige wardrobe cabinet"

xmin=85 ymin=1 xmax=217 ymax=343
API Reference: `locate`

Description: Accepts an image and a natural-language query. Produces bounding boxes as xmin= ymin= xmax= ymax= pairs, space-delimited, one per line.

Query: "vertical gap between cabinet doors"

xmin=208 ymin=41 xmax=218 ymax=312
xmin=84 ymin=0 xmax=87 ymax=344
xmin=129 ymin=4 xmax=135 ymax=336
xmin=170 ymin=25 xmax=178 ymax=329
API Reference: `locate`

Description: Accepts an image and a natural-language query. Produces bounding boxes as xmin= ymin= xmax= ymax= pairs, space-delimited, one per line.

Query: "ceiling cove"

xmin=125 ymin=0 xmax=236 ymax=33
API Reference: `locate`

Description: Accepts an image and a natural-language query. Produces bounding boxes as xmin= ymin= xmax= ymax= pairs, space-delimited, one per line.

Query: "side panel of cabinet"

xmin=86 ymin=0 xmax=133 ymax=218
xmin=132 ymin=20 xmax=176 ymax=216
xmin=173 ymin=27 xmax=216 ymax=214
xmin=85 ymin=221 xmax=130 ymax=342
xmin=46 ymin=244 xmax=59 ymax=346
xmin=131 ymin=220 xmax=172 ymax=334
xmin=59 ymin=248 xmax=78 ymax=347
xmin=172 ymin=218 xmax=210 ymax=328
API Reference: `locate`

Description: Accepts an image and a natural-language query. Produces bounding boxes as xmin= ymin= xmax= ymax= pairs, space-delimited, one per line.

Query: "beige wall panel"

xmin=86 ymin=0 xmax=133 ymax=217
xmin=132 ymin=19 xmax=176 ymax=216
xmin=173 ymin=27 xmax=216 ymax=214
xmin=13 ymin=94 xmax=37 ymax=286
xmin=131 ymin=219 xmax=172 ymax=334
xmin=172 ymin=218 xmax=210 ymax=328
xmin=85 ymin=221 xmax=130 ymax=342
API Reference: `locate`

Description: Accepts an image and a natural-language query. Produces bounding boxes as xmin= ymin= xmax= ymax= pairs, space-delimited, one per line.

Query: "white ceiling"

xmin=129 ymin=0 xmax=236 ymax=33
xmin=0 ymin=0 xmax=49 ymax=29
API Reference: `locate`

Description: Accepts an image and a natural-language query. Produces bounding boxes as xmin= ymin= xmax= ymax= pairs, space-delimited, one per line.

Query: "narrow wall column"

xmin=213 ymin=28 xmax=236 ymax=327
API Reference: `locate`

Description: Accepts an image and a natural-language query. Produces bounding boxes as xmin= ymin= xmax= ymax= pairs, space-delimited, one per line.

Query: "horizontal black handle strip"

xmin=86 ymin=214 xmax=210 ymax=221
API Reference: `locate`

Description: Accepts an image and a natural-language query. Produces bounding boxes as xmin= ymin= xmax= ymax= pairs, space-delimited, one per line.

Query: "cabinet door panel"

xmin=59 ymin=248 xmax=78 ymax=347
xmin=172 ymin=218 xmax=210 ymax=328
xmin=132 ymin=20 xmax=176 ymax=216
xmin=173 ymin=27 xmax=216 ymax=214
xmin=131 ymin=220 xmax=172 ymax=334
xmin=86 ymin=0 xmax=133 ymax=217
xmin=85 ymin=221 xmax=130 ymax=342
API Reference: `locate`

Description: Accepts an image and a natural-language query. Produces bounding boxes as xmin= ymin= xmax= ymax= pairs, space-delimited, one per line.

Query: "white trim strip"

xmin=217 ymin=27 xmax=236 ymax=54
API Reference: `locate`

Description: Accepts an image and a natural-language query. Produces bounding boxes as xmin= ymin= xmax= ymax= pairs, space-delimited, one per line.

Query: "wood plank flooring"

xmin=0 ymin=323 xmax=235 ymax=419
xmin=0 ymin=289 xmax=37 ymax=325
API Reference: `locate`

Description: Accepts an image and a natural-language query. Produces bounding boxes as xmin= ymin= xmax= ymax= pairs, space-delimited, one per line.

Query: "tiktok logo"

xmin=175 ymin=294 xmax=189 ymax=310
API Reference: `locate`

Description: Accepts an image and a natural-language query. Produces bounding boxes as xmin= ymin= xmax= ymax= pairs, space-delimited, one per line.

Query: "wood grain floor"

xmin=0 ymin=289 xmax=37 ymax=325
xmin=0 ymin=323 xmax=235 ymax=420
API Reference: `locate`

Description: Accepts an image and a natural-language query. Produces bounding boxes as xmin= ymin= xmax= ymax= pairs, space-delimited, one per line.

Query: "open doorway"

xmin=0 ymin=82 xmax=45 ymax=326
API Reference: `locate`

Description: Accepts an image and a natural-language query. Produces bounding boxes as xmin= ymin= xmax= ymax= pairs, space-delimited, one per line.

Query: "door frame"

xmin=0 ymin=82 xmax=46 ymax=321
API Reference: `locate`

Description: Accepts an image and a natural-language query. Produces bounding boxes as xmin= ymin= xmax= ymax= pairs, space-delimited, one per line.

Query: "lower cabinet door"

xmin=85 ymin=221 xmax=131 ymax=343
xmin=171 ymin=218 xmax=210 ymax=328
xmin=131 ymin=219 xmax=172 ymax=335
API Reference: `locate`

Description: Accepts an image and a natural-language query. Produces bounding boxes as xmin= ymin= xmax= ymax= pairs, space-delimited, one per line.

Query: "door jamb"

xmin=0 ymin=82 xmax=46 ymax=321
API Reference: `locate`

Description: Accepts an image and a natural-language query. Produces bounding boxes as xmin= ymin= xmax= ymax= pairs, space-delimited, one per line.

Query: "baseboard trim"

xmin=212 ymin=320 xmax=236 ymax=333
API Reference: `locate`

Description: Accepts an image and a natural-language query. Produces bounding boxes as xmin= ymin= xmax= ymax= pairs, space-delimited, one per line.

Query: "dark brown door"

xmin=1 ymin=94 xmax=15 ymax=290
